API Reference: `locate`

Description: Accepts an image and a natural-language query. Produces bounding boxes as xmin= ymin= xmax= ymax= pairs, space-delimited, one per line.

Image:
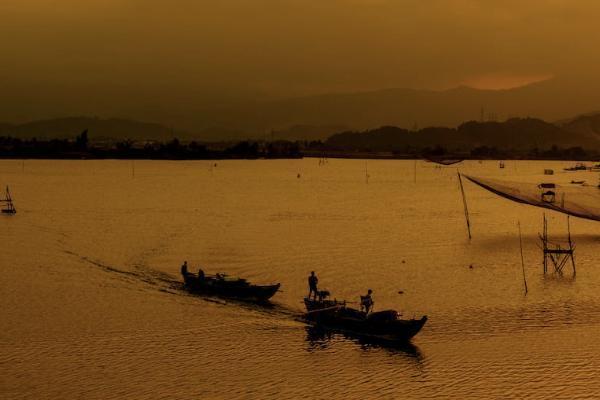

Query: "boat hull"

xmin=183 ymin=274 xmax=280 ymax=302
xmin=304 ymin=298 xmax=427 ymax=342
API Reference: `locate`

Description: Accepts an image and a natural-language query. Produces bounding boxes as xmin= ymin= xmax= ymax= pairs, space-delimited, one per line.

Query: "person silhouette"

xmin=361 ymin=289 xmax=374 ymax=314
xmin=308 ymin=271 xmax=319 ymax=300
xmin=181 ymin=261 xmax=188 ymax=276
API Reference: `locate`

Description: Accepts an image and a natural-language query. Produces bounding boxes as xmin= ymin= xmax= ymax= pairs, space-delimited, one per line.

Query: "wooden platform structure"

xmin=0 ymin=186 xmax=16 ymax=214
xmin=539 ymin=214 xmax=575 ymax=275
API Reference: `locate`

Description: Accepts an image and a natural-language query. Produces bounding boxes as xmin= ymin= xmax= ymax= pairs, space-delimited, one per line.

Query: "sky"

xmin=0 ymin=1 xmax=599 ymax=123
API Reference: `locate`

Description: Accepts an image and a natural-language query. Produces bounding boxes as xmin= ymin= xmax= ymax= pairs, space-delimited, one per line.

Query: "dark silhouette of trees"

xmin=471 ymin=146 xmax=500 ymax=157
xmin=75 ymin=129 xmax=89 ymax=150
xmin=322 ymin=118 xmax=600 ymax=158
xmin=0 ymin=133 xmax=303 ymax=159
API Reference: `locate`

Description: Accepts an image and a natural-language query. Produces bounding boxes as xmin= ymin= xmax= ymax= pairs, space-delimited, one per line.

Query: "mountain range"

xmin=200 ymin=77 xmax=600 ymax=141
xmin=1 ymin=113 xmax=600 ymax=154
xmin=326 ymin=116 xmax=600 ymax=153
xmin=2 ymin=76 xmax=600 ymax=146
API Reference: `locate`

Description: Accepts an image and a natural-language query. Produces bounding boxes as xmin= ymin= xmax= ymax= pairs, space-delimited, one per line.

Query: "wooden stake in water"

xmin=413 ymin=159 xmax=417 ymax=183
xmin=365 ymin=160 xmax=369 ymax=184
xmin=457 ymin=172 xmax=472 ymax=240
xmin=518 ymin=221 xmax=528 ymax=295
xmin=567 ymin=215 xmax=576 ymax=276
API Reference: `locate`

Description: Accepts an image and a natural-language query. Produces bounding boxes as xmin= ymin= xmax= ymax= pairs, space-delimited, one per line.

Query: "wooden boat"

xmin=564 ymin=163 xmax=587 ymax=171
xmin=303 ymin=297 xmax=427 ymax=342
xmin=183 ymin=272 xmax=280 ymax=302
xmin=0 ymin=186 xmax=16 ymax=214
xmin=425 ymin=157 xmax=463 ymax=166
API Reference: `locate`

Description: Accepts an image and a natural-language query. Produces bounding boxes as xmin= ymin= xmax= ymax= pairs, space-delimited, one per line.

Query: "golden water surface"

xmin=2 ymin=159 xmax=600 ymax=399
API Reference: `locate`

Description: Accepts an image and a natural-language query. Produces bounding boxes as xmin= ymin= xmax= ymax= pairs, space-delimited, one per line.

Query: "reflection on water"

xmin=305 ymin=326 xmax=424 ymax=360
xmin=2 ymin=159 xmax=600 ymax=399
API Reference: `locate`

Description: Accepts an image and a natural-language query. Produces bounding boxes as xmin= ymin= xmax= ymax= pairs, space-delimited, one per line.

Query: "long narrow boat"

xmin=564 ymin=163 xmax=588 ymax=171
xmin=303 ymin=297 xmax=427 ymax=342
xmin=183 ymin=272 xmax=280 ymax=302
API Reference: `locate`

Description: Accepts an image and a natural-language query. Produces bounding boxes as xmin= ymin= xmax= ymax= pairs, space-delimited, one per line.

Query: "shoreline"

xmin=0 ymin=153 xmax=598 ymax=162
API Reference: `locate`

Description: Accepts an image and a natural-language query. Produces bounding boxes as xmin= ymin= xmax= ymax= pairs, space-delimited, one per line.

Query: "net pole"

xmin=518 ymin=221 xmax=528 ymax=295
xmin=457 ymin=172 xmax=472 ymax=240
xmin=414 ymin=159 xmax=417 ymax=183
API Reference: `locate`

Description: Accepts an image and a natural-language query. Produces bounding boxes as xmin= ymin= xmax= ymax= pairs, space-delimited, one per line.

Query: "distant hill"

xmin=180 ymin=77 xmax=600 ymax=141
xmin=2 ymin=115 xmax=600 ymax=155
xmin=2 ymin=76 xmax=600 ymax=142
xmin=3 ymin=110 xmax=600 ymax=154
xmin=325 ymin=118 xmax=600 ymax=152
xmin=559 ymin=113 xmax=600 ymax=142
xmin=0 ymin=117 xmax=180 ymax=141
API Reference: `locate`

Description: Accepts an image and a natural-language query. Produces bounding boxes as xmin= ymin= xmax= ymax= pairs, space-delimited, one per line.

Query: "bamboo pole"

xmin=457 ymin=172 xmax=472 ymax=240
xmin=413 ymin=159 xmax=417 ymax=183
xmin=567 ymin=216 xmax=576 ymax=275
xmin=518 ymin=221 xmax=528 ymax=295
xmin=543 ymin=214 xmax=548 ymax=274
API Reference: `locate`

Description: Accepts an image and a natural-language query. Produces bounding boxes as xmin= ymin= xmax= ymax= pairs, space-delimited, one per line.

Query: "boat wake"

xmin=62 ymin=249 xmax=301 ymax=320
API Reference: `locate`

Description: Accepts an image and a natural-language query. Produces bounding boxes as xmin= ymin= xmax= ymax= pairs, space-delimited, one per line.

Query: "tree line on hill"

xmin=318 ymin=117 xmax=600 ymax=159
xmin=0 ymin=130 xmax=302 ymax=159
xmin=1 ymin=117 xmax=600 ymax=160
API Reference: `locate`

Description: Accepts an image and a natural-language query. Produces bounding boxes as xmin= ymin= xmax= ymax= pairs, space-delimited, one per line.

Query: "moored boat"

xmin=183 ymin=272 xmax=280 ymax=302
xmin=303 ymin=297 xmax=427 ymax=342
xmin=564 ymin=163 xmax=588 ymax=171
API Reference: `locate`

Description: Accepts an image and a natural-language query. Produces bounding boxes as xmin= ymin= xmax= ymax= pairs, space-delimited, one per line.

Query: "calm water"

xmin=2 ymin=159 xmax=600 ymax=399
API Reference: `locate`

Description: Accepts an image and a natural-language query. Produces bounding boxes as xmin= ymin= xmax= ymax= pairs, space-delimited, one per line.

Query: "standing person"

xmin=308 ymin=271 xmax=319 ymax=300
xmin=361 ymin=289 xmax=374 ymax=314
xmin=181 ymin=261 xmax=188 ymax=277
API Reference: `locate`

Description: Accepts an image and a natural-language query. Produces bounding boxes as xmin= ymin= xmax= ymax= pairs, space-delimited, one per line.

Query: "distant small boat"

xmin=183 ymin=272 xmax=280 ymax=302
xmin=303 ymin=297 xmax=427 ymax=342
xmin=570 ymin=180 xmax=586 ymax=185
xmin=544 ymin=169 xmax=554 ymax=175
xmin=564 ymin=163 xmax=588 ymax=171
xmin=1 ymin=186 xmax=16 ymax=214
xmin=425 ymin=157 xmax=463 ymax=166
xmin=499 ymin=161 xmax=505 ymax=169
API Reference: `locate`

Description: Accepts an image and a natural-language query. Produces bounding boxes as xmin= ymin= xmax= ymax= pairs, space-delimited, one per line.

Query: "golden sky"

xmin=0 ymin=0 xmax=598 ymax=98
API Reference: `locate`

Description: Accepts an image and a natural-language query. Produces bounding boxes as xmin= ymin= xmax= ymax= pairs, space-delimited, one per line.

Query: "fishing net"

xmin=464 ymin=175 xmax=600 ymax=222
